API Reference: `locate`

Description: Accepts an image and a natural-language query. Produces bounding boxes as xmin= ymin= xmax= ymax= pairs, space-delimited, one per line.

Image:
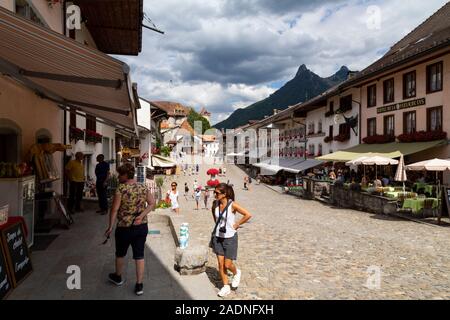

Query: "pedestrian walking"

xmin=65 ymin=152 xmax=85 ymax=213
xmin=104 ymin=163 xmax=155 ymax=296
xmin=243 ymin=176 xmax=248 ymax=190
xmin=247 ymin=176 xmax=252 ymax=191
xmin=203 ymin=188 xmax=210 ymax=209
xmin=196 ymin=163 xmax=200 ymax=175
xmin=223 ymin=167 xmax=227 ymax=176
xmin=194 ymin=187 xmax=202 ymax=210
xmin=167 ymin=182 xmax=180 ymax=214
xmin=184 ymin=182 xmax=189 ymax=197
xmin=193 ymin=179 xmax=198 ymax=198
xmin=210 ymin=183 xmax=252 ymax=297
xmin=95 ymin=154 xmax=110 ymax=215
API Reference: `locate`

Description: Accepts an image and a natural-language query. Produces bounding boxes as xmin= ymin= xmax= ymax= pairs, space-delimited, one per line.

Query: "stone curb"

xmin=154 ymin=209 xmax=209 ymax=276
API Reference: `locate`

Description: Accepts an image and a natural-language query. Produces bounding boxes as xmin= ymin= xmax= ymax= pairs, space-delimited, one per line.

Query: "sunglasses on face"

xmin=214 ymin=191 xmax=223 ymax=196
xmin=171 ymin=185 xmax=177 ymax=188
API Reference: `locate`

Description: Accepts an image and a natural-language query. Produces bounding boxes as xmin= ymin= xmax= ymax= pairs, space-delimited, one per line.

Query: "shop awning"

xmin=253 ymin=158 xmax=323 ymax=175
xmin=151 ymin=155 xmax=177 ymax=168
xmin=317 ymin=140 xmax=447 ymax=162
xmin=290 ymin=159 xmax=324 ymax=173
xmin=0 ymin=7 xmax=138 ymax=133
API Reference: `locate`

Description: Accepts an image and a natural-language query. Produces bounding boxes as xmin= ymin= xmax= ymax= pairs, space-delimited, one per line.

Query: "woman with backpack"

xmin=210 ymin=183 xmax=252 ymax=297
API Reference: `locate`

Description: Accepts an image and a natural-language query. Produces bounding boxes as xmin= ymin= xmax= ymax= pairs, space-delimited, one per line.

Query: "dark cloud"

xmin=223 ymin=0 xmax=347 ymax=16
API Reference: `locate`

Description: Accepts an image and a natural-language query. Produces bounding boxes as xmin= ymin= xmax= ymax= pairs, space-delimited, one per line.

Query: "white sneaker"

xmin=231 ymin=269 xmax=241 ymax=288
xmin=217 ymin=285 xmax=231 ymax=297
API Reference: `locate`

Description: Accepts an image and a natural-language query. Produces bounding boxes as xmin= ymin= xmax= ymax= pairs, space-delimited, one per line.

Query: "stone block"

xmin=174 ymin=245 xmax=209 ymax=276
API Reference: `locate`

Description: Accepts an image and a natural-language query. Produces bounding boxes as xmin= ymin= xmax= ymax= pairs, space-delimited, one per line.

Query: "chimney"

xmin=273 ymin=109 xmax=279 ymax=115
xmin=347 ymin=71 xmax=359 ymax=80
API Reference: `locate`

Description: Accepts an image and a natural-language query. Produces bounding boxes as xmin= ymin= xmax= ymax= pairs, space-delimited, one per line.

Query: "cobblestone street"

xmin=170 ymin=162 xmax=450 ymax=300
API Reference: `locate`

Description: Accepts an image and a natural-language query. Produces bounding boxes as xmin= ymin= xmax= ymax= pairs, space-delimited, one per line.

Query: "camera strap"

xmin=212 ymin=200 xmax=232 ymax=236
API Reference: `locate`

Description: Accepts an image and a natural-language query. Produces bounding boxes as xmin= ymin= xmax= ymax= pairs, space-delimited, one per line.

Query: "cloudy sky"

xmin=121 ymin=0 xmax=448 ymax=125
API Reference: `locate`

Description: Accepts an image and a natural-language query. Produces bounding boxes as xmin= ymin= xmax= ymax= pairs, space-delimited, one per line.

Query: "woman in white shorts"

xmin=211 ymin=183 xmax=252 ymax=297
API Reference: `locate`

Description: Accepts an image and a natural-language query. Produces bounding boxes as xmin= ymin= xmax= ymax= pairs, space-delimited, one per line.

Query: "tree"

xmin=187 ymin=109 xmax=211 ymax=134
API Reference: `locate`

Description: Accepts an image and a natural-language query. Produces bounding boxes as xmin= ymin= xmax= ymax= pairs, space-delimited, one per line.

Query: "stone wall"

xmin=330 ymin=185 xmax=395 ymax=215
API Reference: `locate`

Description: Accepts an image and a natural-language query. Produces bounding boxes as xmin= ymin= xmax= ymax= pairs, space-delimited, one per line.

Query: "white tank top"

xmin=214 ymin=201 xmax=237 ymax=239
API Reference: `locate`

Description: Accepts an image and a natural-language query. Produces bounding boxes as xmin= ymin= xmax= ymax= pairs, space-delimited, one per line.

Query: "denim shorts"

xmin=211 ymin=233 xmax=238 ymax=260
xmin=115 ymin=224 xmax=148 ymax=260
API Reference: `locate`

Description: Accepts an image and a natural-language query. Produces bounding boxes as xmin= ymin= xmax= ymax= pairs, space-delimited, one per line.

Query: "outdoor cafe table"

xmin=402 ymin=198 xmax=439 ymax=214
xmin=384 ymin=191 xmax=401 ymax=199
xmin=413 ymin=183 xmax=434 ymax=194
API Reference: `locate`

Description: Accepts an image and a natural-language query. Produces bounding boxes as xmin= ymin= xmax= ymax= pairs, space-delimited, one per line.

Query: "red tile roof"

xmin=150 ymin=101 xmax=191 ymax=117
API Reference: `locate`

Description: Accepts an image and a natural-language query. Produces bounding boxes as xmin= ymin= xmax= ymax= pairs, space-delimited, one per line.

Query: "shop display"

xmin=29 ymin=143 xmax=71 ymax=184
xmin=0 ymin=176 xmax=35 ymax=247
xmin=0 ymin=205 xmax=8 ymax=226
xmin=0 ymin=162 xmax=32 ymax=179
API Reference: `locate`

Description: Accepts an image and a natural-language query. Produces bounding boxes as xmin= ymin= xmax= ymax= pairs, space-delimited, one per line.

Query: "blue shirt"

xmin=95 ymin=161 xmax=110 ymax=184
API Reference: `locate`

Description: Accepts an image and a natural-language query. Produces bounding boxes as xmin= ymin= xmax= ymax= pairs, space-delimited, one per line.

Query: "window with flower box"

xmin=308 ymin=144 xmax=315 ymax=157
xmin=403 ymin=111 xmax=416 ymax=134
xmin=427 ymin=106 xmax=443 ymax=132
xmin=367 ymin=118 xmax=377 ymax=137
xmin=70 ymin=107 xmax=76 ymax=128
xmin=383 ymin=115 xmax=395 ymax=137
xmin=86 ymin=115 xmax=96 ymax=132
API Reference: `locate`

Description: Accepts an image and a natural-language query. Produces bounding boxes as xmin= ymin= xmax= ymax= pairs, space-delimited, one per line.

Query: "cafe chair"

xmin=422 ymin=198 xmax=436 ymax=218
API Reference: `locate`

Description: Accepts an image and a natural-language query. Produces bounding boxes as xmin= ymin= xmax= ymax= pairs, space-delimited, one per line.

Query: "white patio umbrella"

xmin=345 ymin=154 xmax=377 ymax=177
xmin=406 ymin=158 xmax=450 ymax=196
xmin=407 ymin=158 xmax=450 ymax=223
xmin=361 ymin=156 xmax=399 ymax=179
xmin=406 ymin=158 xmax=450 ymax=171
xmin=394 ymin=154 xmax=407 ymax=192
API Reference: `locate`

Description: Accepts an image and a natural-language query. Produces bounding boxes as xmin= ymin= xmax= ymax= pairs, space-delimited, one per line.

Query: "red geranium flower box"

xmin=85 ymin=129 xmax=103 ymax=144
xmin=363 ymin=134 xmax=395 ymax=144
xmin=333 ymin=133 xmax=350 ymax=142
xmin=397 ymin=130 xmax=447 ymax=143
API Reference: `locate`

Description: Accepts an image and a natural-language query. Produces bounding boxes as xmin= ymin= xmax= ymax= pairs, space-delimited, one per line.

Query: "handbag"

xmin=209 ymin=200 xmax=232 ymax=248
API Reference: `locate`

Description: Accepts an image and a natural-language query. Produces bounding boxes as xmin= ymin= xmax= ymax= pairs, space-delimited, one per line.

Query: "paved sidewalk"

xmin=7 ymin=204 xmax=217 ymax=300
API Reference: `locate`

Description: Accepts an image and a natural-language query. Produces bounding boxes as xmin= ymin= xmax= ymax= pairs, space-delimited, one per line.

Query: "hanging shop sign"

xmin=377 ymin=98 xmax=426 ymax=114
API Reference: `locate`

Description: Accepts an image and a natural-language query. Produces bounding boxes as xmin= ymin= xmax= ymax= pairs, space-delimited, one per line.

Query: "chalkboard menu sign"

xmin=1 ymin=221 xmax=33 ymax=287
xmin=0 ymin=242 xmax=12 ymax=300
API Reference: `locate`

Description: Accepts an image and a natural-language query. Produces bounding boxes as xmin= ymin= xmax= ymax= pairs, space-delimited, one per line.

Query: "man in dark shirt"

xmin=95 ymin=154 xmax=110 ymax=215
